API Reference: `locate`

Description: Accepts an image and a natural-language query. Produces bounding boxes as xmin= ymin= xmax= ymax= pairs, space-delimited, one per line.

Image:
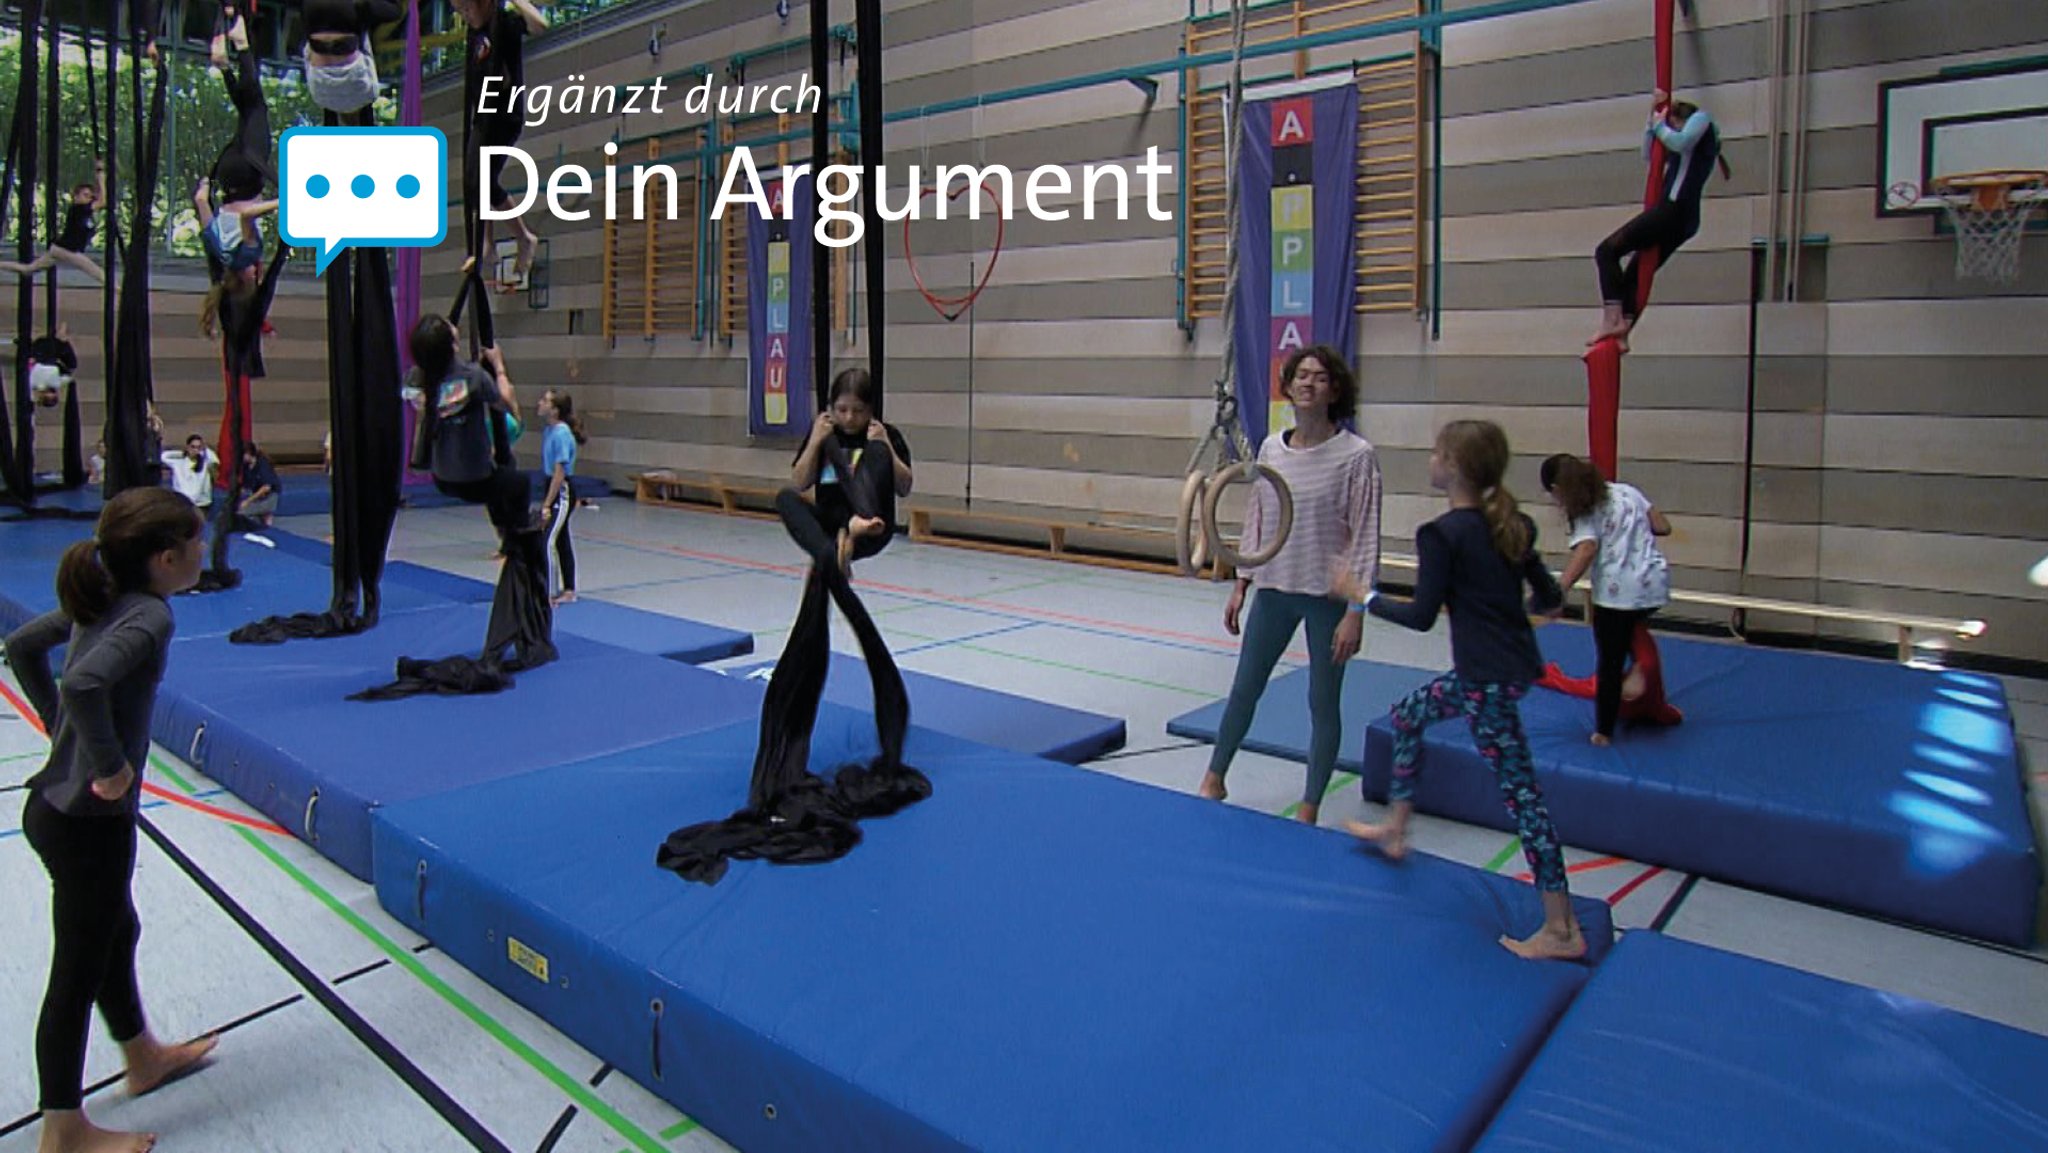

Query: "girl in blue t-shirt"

xmin=538 ymin=390 xmax=587 ymax=605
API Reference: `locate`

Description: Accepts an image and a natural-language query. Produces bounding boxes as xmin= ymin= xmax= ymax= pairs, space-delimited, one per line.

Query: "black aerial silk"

xmin=229 ymin=39 xmax=405 ymax=643
xmin=345 ymin=276 xmax=554 ymax=700
xmin=657 ymin=436 xmax=927 ymax=884
xmin=103 ymin=12 xmax=170 ymax=502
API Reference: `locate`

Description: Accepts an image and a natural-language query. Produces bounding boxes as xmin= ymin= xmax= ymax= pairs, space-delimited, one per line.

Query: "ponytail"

xmin=55 ymin=540 xmax=118 ymax=625
xmin=1481 ymin=486 xmax=1531 ymax=563
xmin=57 ymin=487 xmax=202 ymax=625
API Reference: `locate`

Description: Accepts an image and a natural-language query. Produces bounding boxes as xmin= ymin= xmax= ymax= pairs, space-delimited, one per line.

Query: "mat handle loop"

xmin=650 ymin=998 xmax=665 ymax=1080
xmin=189 ymin=723 xmax=207 ymax=763
xmin=304 ymin=788 xmax=320 ymax=843
xmin=414 ymin=859 xmax=428 ymax=924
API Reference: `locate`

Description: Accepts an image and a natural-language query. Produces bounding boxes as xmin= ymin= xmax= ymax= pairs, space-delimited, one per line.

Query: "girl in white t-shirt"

xmin=1542 ymin=454 xmax=1675 ymax=745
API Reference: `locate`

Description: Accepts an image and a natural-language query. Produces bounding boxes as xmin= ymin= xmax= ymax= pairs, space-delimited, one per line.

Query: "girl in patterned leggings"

xmin=1333 ymin=420 xmax=1583 ymax=961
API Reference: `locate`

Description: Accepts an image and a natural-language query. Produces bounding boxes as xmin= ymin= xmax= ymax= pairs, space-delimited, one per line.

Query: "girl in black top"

xmin=0 ymin=161 xmax=107 ymax=284
xmin=5 ymin=488 xmax=219 ymax=1153
xmin=1589 ymin=90 xmax=1729 ymax=351
xmin=302 ymin=0 xmax=404 ymax=116
xmin=408 ymin=314 xmax=531 ymax=533
xmin=781 ymin=368 xmax=913 ymax=575
xmin=1333 ymin=419 xmax=1584 ymax=961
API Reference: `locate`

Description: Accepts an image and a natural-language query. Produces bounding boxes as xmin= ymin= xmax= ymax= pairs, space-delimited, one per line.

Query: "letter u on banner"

xmin=1230 ymin=80 xmax=1358 ymax=451
xmin=749 ymin=171 xmax=816 ymax=437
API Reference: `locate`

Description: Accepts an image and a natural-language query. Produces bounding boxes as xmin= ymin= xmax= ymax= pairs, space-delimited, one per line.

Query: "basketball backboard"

xmin=1877 ymin=59 xmax=2048 ymax=215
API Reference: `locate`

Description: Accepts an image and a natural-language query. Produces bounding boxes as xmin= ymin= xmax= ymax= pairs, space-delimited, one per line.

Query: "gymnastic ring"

xmin=1201 ymin=460 xmax=1293 ymax=571
xmin=1175 ymin=470 xmax=1213 ymax=578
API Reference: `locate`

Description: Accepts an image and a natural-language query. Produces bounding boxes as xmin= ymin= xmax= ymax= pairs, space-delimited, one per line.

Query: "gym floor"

xmin=4 ymin=496 xmax=2045 ymax=1152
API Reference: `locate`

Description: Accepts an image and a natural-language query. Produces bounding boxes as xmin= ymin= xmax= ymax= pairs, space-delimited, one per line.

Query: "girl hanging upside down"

xmin=302 ymin=0 xmax=405 ymax=117
xmin=455 ymin=0 xmax=548 ymax=289
xmin=781 ymin=368 xmax=913 ymax=575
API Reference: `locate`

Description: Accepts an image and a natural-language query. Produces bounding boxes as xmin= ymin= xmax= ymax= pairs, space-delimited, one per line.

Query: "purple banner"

xmin=749 ymin=174 xmax=815 ymax=438
xmin=1231 ymin=82 xmax=1358 ymax=450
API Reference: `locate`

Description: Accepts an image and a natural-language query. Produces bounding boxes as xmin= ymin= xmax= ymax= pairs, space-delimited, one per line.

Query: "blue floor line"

xmin=893 ymin=621 xmax=1040 ymax=658
xmin=574 ymin=530 xmax=1263 ymax=663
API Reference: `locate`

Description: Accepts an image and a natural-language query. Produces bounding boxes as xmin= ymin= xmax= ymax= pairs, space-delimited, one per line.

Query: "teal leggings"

xmin=1208 ymin=588 xmax=1349 ymax=805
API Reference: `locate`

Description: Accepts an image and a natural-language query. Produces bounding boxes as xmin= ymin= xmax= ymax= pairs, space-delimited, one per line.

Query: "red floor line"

xmin=1513 ymin=854 xmax=1627 ymax=883
xmin=139 ymin=783 xmax=289 ymax=836
xmin=0 ymin=678 xmax=47 ymax=737
xmin=1606 ymin=866 xmax=1667 ymax=907
xmin=4 ymin=674 xmax=286 ymax=836
xmin=579 ymin=527 xmax=1305 ymax=658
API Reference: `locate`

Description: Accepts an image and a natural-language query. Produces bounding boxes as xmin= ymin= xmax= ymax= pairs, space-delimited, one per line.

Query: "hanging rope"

xmin=1176 ymin=0 xmax=1292 ymax=578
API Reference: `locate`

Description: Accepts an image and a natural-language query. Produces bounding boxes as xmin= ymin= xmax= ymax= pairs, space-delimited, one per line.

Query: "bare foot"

xmin=36 ymin=1113 xmax=157 ymax=1153
xmin=1589 ymin=733 xmax=1611 ymax=748
xmin=126 ymin=1033 xmax=218 ymax=1097
xmin=553 ymin=590 xmax=577 ymax=605
xmin=848 ymin=514 xmax=886 ymax=538
xmin=1295 ymin=802 xmax=1319 ymax=827
xmin=836 ymin=528 xmax=855 ymax=575
xmin=208 ymin=36 xmax=228 ymax=69
xmin=1500 ymin=924 xmax=1587 ymax=961
xmin=1621 ymin=666 xmax=1647 ymax=701
xmin=1197 ymin=771 xmax=1227 ymax=801
xmin=461 ymin=255 xmax=478 ymax=275
xmin=515 ymin=232 xmax=539 ymax=277
xmin=1344 ymin=818 xmax=1407 ymax=860
xmin=225 ymin=13 xmax=249 ymax=53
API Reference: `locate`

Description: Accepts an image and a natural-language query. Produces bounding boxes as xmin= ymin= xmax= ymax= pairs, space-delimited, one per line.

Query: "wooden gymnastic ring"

xmin=1175 ymin=470 xmax=1212 ymax=577
xmin=1201 ymin=460 xmax=1292 ymax=570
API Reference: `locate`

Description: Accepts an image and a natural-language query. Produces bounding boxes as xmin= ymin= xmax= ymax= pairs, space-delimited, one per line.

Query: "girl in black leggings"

xmin=5 ymin=488 xmax=218 ymax=1153
xmin=1589 ymin=89 xmax=1728 ymax=351
xmin=781 ymin=368 xmax=913 ymax=574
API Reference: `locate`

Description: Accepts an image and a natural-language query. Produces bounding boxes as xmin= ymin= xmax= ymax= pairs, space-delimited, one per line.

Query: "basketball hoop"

xmin=1928 ymin=169 xmax=2047 ymax=284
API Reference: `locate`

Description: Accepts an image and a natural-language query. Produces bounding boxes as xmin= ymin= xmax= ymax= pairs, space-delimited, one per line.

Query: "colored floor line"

xmin=577 ymin=527 xmax=1314 ymax=664
xmin=751 ymin=620 xmax=1218 ymax=700
xmin=1483 ymin=839 xmax=1523 ymax=873
xmin=154 ymin=753 xmax=679 ymax=1153
xmin=893 ymin=620 xmax=1040 ymax=658
xmin=1280 ymin=771 xmax=1362 ymax=820
xmin=0 ymin=683 xmax=679 ymax=1148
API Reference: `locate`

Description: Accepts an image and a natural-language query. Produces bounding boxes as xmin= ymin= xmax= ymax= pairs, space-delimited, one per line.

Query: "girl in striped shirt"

xmin=1198 ymin=345 xmax=1383 ymax=826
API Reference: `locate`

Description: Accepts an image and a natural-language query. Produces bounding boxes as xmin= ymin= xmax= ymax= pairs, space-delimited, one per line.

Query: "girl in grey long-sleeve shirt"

xmin=4 ymin=487 xmax=219 ymax=1153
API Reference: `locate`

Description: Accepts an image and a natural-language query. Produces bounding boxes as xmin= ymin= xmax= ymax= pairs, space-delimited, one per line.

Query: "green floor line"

xmin=1484 ymin=839 xmax=1523 ymax=873
xmin=1279 ymin=771 xmax=1361 ymax=819
xmin=1 ymin=749 xmax=44 ymax=764
xmin=948 ymin=640 xmax=1214 ymax=698
xmin=146 ymin=753 xmax=679 ymax=1153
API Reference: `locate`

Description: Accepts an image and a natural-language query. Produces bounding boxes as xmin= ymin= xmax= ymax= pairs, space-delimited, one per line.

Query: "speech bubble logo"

xmin=279 ymin=127 xmax=447 ymax=275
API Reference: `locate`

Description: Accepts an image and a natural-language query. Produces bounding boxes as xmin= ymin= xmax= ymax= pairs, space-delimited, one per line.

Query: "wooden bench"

xmin=908 ymin=507 xmax=1238 ymax=578
xmin=633 ymin=472 xmax=784 ymax=520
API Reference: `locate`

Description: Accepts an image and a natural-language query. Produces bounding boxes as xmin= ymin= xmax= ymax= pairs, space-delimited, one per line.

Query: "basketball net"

xmin=1932 ymin=171 xmax=2046 ymax=285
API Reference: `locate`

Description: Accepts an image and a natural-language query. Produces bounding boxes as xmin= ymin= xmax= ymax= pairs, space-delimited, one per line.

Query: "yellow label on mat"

xmin=508 ymin=937 xmax=550 ymax=983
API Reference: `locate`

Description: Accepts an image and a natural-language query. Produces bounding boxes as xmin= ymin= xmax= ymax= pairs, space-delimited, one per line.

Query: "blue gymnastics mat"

xmin=1360 ymin=627 xmax=2040 ymax=945
xmin=153 ymin=609 xmax=767 ymax=879
xmin=372 ymin=705 xmax=1613 ymax=1153
xmin=728 ymin=652 xmax=1126 ymax=764
xmin=1472 ymin=930 xmax=2048 ymax=1152
xmin=233 ymin=528 xmax=754 ymax=661
xmin=1164 ymin=657 xmax=1439 ymax=774
xmin=0 ymin=528 xmax=451 ymax=639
